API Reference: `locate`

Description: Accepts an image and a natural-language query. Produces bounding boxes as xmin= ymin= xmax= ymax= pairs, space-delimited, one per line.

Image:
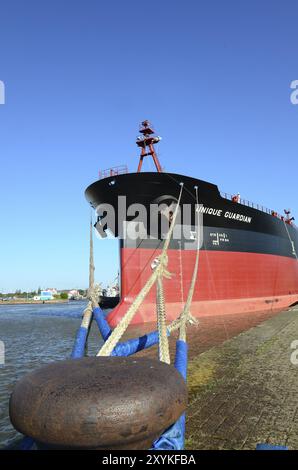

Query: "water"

xmin=0 ymin=301 xmax=280 ymax=449
xmin=0 ymin=301 xmax=105 ymax=449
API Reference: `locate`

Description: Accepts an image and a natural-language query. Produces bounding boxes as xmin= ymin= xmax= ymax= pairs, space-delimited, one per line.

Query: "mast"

xmin=136 ymin=120 xmax=162 ymax=173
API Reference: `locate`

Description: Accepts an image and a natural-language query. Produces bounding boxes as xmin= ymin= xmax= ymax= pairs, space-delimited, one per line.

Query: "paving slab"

xmin=184 ymin=307 xmax=298 ymax=450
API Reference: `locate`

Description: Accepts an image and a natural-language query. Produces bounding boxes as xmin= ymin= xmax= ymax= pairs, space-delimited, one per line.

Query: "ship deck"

xmin=124 ymin=306 xmax=298 ymax=450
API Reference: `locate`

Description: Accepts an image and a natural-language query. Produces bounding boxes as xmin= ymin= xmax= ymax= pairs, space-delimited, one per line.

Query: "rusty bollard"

xmin=9 ymin=356 xmax=187 ymax=450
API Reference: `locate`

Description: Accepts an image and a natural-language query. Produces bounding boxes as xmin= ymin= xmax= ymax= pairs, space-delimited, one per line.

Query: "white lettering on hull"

xmin=224 ymin=211 xmax=252 ymax=224
xmin=197 ymin=205 xmax=252 ymax=224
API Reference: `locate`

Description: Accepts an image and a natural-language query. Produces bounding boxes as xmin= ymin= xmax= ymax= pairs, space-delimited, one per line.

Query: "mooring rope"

xmin=165 ymin=187 xmax=200 ymax=340
xmin=88 ymin=283 xmax=101 ymax=309
xmin=97 ymin=183 xmax=184 ymax=357
xmin=81 ymin=301 xmax=93 ymax=329
xmin=156 ymin=273 xmax=171 ymax=364
xmin=80 ymin=219 xmax=100 ymax=333
xmin=178 ymin=186 xmax=200 ymax=341
xmin=283 ymin=219 xmax=298 ymax=260
xmin=71 ymin=284 xmax=101 ymax=358
xmin=155 ymin=187 xmax=200 ymax=358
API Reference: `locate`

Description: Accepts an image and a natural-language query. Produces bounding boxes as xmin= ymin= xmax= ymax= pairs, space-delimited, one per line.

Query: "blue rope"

xmin=19 ymin=306 xmax=188 ymax=450
xmin=112 ymin=331 xmax=162 ymax=356
xmin=19 ymin=436 xmax=35 ymax=450
xmin=152 ymin=340 xmax=188 ymax=450
xmin=174 ymin=340 xmax=188 ymax=381
xmin=93 ymin=307 xmax=187 ymax=450
xmin=93 ymin=307 xmax=112 ymax=341
xmin=151 ymin=418 xmax=185 ymax=450
xmin=256 ymin=443 xmax=288 ymax=450
xmin=71 ymin=326 xmax=89 ymax=358
xmin=93 ymin=306 xmax=169 ymax=356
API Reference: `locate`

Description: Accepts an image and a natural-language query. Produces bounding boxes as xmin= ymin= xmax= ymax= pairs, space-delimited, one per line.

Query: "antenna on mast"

xmin=136 ymin=120 xmax=162 ymax=173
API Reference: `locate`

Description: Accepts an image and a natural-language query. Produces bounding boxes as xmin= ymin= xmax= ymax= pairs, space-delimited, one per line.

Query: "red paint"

xmin=107 ymin=248 xmax=298 ymax=326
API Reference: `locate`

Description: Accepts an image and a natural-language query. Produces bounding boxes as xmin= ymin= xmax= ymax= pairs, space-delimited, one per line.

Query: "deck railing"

xmin=220 ymin=191 xmax=285 ymax=220
xmin=99 ymin=165 xmax=128 ymax=179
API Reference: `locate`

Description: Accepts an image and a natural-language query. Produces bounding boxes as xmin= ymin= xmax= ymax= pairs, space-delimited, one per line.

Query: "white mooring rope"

xmin=97 ymin=183 xmax=184 ymax=357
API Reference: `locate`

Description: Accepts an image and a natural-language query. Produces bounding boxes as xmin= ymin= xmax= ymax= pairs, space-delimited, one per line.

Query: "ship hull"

xmin=85 ymin=172 xmax=298 ymax=326
xmin=107 ymin=249 xmax=298 ymax=326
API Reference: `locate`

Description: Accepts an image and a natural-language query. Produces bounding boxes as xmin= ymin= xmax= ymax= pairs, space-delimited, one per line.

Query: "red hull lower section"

xmin=107 ymin=249 xmax=298 ymax=326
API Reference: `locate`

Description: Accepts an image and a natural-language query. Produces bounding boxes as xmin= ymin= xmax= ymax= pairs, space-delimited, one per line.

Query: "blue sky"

xmin=0 ymin=0 xmax=297 ymax=292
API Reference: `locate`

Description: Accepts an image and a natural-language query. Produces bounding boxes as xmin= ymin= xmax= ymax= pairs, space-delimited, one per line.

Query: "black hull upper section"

xmin=85 ymin=172 xmax=298 ymax=259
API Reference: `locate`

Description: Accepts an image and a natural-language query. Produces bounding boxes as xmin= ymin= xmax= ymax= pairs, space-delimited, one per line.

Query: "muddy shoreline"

xmin=0 ymin=299 xmax=71 ymax=306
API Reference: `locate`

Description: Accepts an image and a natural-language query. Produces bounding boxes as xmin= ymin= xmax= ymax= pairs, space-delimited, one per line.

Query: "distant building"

xmin=40 ymin=290 xmax=54 ymax=301
xmin=68 ymin=289 xmax=79 ymax=300
xmin=44 ymin=288 xmax=57 ymax=296
xmin=33 ymin=288 xmax=57 ymax=301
